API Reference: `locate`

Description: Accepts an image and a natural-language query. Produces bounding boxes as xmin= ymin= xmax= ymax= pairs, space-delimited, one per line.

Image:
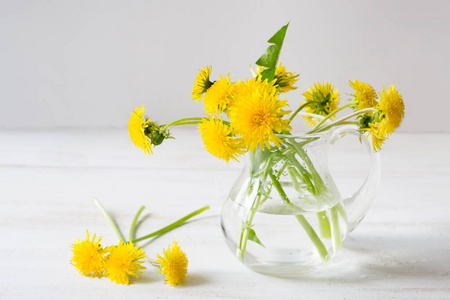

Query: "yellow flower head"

xmin=128 ymin=106 xmax=153 ymax=155
xmin=70 ymin=231 xmax=107 ymax=278
xmin=273 ymin=63 xmax=300 ymax=93
xmin=199 ymin=117 xmax=246 ymax=163
xmin=105 ymin=240 xmax=146 ymax=285
xmin=202 ymin=74 xmax=235 ymax=115
xmin=192 ymin=66 xmax=214 ymax=102
xmin=254 ymin=62 xmax=299 ymax=94
xmin=229 ymin=78 xmax=292 ymax=152
xmin=349 ymin=79 xmax=378 ymax=110
xmin=301 ymin=82 xmax=340 ymax=126
xmin=156 ymin=241 xmax=188 ymax=286
xmin=358 ymin=111 xmax=390 ymax=152
xmin=376 ymin=83 xmax=405 ymax=135
xmin=366 ymin=121 xmax=387 ymax=152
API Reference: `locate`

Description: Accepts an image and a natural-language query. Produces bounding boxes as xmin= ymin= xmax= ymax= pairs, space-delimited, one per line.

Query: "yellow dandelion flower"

xmin=199 ymin=117 xmax=246 ymax=163
xmin=156 ymin=241 xmax=188 ymax=286
xmin=358 ymin=113 xmax=389 ymax=152
xmin=202 ymin=74 xmax=235 ymax=115
xmin=229 ymin=78 xmax=291 ymax=152
xmin=253 ymin=63 xmax=299 ymax=94
xmin=128 ymin=106 xmax=153 ymax=155
xmin=273 ymin=63 xmax=300 ymax=93
xmin=349 ymin=79 xmax=378 ymax=110
xmin=105 ymin=240 xmax=146 ymax=285
xmin=367 ymin=121 xmax=387 ymax=152
xmin=70 ymin=231 xmax=107 ymax=278
xmin=376 ymin=83 xmax=405 ymax=135
xmin=301 ymin=82 xmax=340 ymax=126
xmin=192 ymin=66 xmax=213 ymax=102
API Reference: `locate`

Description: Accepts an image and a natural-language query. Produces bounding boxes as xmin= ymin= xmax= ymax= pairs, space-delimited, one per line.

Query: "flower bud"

xmin=150 ymin=130 xmax=165 ymax=146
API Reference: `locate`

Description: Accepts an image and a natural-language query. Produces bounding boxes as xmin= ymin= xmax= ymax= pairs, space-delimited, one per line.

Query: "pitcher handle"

xmin=330 ymin=124 xmax=381 ymax=232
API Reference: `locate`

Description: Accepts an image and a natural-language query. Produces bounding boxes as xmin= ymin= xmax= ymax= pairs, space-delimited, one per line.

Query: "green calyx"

xmin=144 ymin=121 xmax=172 ymax=146
xmin=204 ymin=80 xmax=215 ymax=93
xmin=308 ymin=91 xmax=333 ymax=115
xmin=356 ymin=113 xmax=374 ymax=130
xmin=356 ymin=109 xmax=385 ymax=132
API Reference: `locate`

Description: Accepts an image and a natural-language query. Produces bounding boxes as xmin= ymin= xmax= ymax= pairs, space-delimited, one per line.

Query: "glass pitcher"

xmin=220 ymin=124 xmax=380 ymax=276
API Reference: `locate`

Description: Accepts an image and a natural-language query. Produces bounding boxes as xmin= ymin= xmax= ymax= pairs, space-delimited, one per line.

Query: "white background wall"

xmin=1 ymin=0 xmax=449 ymax=131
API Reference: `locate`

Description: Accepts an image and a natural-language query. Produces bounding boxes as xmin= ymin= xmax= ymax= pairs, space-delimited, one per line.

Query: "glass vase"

xmin=220 ymin=125 xmax=380 ymax=276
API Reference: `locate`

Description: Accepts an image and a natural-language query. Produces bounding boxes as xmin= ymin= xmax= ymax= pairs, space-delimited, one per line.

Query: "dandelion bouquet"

xmin=128 ymin=23 xmax=404 ymax=275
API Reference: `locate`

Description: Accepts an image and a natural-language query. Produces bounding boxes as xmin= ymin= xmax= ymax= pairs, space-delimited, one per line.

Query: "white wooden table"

xmin=1 ymin=129 xmax=449 ymax=299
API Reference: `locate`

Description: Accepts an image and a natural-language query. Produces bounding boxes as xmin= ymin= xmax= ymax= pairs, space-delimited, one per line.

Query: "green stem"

xmin=287 ymin=139 xmax=327 ymax=196
xmin=308 ymin=103 xmax=352 ymax=131
xmin=129 ymin=205 xmax=146 ymax=242
xmin=308 ymin=108 xmax=377 ymax=134
xmin=285 ymin=140 xmax=335 ymax=245
xmin=286 ymin=154 xmax=315 ymax=194
xmin=270 ymin=171 xmax=306 ymax=211
xmin=145 ymin=257 xmax=161 ymax=268
xmin=270 ymin=171 xmax=329 ymax=261
xmin=170 ymin=121 xmax=202 ymax=126
xmin=288 ymin=167 xmax=300 ymax=192
xmin=287 ymin=166 xmax=312 ymax=205
xmin=276 ymin=160 xmax=289 ymax=178
xmin=236 ymin=195 xmax=261 ymax=262
xmin=164 ymin=117 xmax=204 ymax=128
xmin=269 ymin=173 xmax=291 ymax=204
xmin=261 ymin=155 xmax=275 ymax=179
xmin=288 ymin=161 xmax=331 ymax=239
xmin=285 ymin=141 xmax=320 ymax=192
xmin=295 ymin=215 xmax=330 ymax=262
xmin=131 ymin=205 xmax=209 ymax=243
xmin=330 ymin=205 xmax=342 ymax=250
xmin=270 ymin=171 xmax=312 ymax=214
xmin=237 ymin=152 xmax=277 ymax=261
xmin=317 ymin=211 xmax=331 ymax=239
xmin=237 ymin=192 xmax=263 ymax=261
xmin=237 ymin=168 xmax=271 ymax=261
xmin=93 ymin=198 xmax=125 ymax=242
xmin=288 ymin=102 xmax=310 ymax=124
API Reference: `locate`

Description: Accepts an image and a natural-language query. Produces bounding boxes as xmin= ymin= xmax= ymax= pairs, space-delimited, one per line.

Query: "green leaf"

xmin=260 ymin=68 xmax=276 ymax=82
xmin=255 ymin=45 xmax=280 ymax=68
xmin=248 ymin=228 xmax=265 ymax=248
xmin=268 ymin=25 xmax=288 ymax=45
xmin=255 ymin=23 xmax=290 ymax=82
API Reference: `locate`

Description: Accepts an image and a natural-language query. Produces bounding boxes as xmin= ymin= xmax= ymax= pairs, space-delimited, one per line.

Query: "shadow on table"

xmin=136 ymin=271 xmax=162 ymax=284
xmin=133 ymin=272 xmax=209 ymax=287
xmin=285 ymin=232 xmax=449 ymax=283
xmin=183 ymin=273 xmax=210 ymax=287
